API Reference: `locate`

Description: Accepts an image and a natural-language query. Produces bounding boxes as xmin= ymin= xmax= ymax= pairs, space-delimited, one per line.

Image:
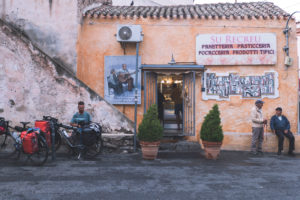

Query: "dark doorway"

xmin=157 ymin=75 xmax=183 ymax=136
xmin=144 ymin=70 xmax=196 ymax=137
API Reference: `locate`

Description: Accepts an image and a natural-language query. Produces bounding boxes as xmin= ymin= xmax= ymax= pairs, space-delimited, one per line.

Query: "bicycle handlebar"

xmin=42 ymin=116 xmax=78 ymax=131
xmin=57 ymin=123 xmax=78 ymax=131
xmin=43 ymin=116 xmax=58 ymax=123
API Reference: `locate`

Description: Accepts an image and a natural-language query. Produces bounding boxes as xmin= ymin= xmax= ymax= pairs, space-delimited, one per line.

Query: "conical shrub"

xmin=200 ymin=104 xmax=223 ymax=142
xmin=138 ymin=104 xmax=163 ymax=142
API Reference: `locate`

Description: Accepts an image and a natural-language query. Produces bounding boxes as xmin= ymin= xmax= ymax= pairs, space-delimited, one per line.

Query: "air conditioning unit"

xmin=116 ymin=25 xmax=143 ymax=42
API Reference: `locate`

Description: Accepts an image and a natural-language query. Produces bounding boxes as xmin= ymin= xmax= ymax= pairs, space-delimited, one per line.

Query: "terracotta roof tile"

xmin=84 ymin=2 xmax=290 ymax=20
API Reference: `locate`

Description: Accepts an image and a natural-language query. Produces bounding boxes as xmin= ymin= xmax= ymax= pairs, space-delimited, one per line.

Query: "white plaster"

xmin=202 ymin=69 xmax=279 ymax=101
xmin=0 ymin=0 xmax=78 ymax=74
xmin=0 ymin=25 xmax=133 ymax=133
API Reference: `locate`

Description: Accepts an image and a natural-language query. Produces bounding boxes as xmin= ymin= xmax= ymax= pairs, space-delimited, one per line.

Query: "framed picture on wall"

xmin=104 ymin=56 xmax=141 ymax=104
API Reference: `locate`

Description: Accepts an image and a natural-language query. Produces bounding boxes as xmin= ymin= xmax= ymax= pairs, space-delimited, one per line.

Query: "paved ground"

xmin=0 ymin=150 xmax=300 ymax=200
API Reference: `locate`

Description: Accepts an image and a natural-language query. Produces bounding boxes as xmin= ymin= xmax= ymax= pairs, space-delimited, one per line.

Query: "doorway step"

xmin=159 ymin=140 xmax=201 ymax=152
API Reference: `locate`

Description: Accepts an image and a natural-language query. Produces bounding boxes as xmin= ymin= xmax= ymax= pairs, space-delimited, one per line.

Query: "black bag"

xmin=0 ymin=118 xmax=7 ymax=135
xmin=81 ymin=123 xmax=102 ymax=146
xmin=82 ymin=132 xmax=97 ymax=146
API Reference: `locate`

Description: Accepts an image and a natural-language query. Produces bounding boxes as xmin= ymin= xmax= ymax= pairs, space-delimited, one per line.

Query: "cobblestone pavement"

xmin=0 ymin=151 xmax=300 ymax=200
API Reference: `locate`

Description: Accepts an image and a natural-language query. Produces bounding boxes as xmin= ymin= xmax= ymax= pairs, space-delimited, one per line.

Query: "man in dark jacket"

xmin=270 ymin=107 xmax=295 ymax=156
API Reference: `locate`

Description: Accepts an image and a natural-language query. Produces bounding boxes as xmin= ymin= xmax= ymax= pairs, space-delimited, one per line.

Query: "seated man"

xmin=270 ymin=107 xmax=295 ymax=156
xmin=107 ymin=69 xmax=123 ymax=95
xmin=70 ymin=101 xmax=91 ymax=127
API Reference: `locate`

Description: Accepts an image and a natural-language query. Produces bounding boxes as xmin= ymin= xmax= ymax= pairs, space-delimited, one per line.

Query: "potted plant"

xmin=138 ymin=104 xmax=163 ymax=160
xmin=200 ymin=104 xmax=224 ymax=160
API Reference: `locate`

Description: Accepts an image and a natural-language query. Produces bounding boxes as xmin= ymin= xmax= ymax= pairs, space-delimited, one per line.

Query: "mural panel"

xmin=205 ymin=72 xmax=275 ymax=98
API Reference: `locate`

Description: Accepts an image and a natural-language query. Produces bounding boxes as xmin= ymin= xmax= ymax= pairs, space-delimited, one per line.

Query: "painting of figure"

xmin=229 ymin=73 xmax=240 ymax=86
xmin=242 ymin=85 xmax=261 ymax=98
xmin=230 ymin=85 xmax=241 ymax=95
xmin=251 ymin=76 xmax=261 ymax=85
xmin=265 ymin=73 xmax=275 ymax=94
xmin=104 ymin=56 xmax=141 ymax=104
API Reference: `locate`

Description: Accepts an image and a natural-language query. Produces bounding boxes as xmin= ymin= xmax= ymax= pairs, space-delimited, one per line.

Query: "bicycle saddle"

xmin=20 ymin=122 xmax=30 ymax=126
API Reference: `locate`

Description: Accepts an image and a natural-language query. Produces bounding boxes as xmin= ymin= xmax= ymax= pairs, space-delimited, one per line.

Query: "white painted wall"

xmin=0 ymin=22 xmax=133 ymax=133
xmin=0 ymin=0 xmax=78 ymax=74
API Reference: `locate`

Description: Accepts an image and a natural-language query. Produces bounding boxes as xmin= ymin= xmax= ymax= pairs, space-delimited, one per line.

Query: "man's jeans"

xmin=251 ymin=127 xmax=264 ymax=152
xmin=275 ymin=130 xmax=295 ymax=152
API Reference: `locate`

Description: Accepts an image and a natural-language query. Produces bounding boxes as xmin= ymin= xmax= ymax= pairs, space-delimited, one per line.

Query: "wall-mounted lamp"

xmin=168 ymin=54 xmax=176 ymax=65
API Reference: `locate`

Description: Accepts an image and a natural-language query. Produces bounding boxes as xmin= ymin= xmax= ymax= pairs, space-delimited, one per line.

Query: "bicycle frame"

xmin=42 ymin=116 xmax=102 ymax=159
xmin=0 ymin=119 xmax=49 ymax=165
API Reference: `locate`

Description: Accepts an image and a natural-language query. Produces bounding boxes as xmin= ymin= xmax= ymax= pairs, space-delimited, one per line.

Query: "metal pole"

xmin=134 ymin=42 xmax=140 ymax=152
xmin=50 ymin=121 xmax=56 ymax=161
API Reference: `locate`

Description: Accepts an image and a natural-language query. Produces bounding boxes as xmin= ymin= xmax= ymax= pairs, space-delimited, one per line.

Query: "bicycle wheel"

xmin=29 ymin=135 xmax=48 ymax=166
xmin=0 ymin=134 xmax=17 ymax=158
xmin=85 ymin=137 xmax=103 ymax=159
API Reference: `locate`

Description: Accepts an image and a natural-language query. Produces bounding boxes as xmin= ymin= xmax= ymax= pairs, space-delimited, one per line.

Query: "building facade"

xmin=77 ymin=2 xmax=299 ymax=152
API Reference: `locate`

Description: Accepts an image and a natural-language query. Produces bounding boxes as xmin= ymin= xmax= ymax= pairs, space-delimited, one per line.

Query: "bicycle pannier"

xmin=81 ymin=123 xmax=102 ymax=146
xmin=0 ymin=119 xmax=6 ymax=135
xmin=21 ymin=130 xmax=39 ymax=154
xmin=35 ymin=120 xmax=51 ymax=147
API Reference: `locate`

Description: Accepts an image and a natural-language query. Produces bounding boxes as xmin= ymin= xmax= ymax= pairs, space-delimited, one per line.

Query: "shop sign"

xmin=196 ymin=33 xmax=277 ymax=65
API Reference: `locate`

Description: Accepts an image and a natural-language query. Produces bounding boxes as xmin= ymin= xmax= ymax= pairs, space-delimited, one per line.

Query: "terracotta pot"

xmin=140 ymin=141 xmax=160 ymax=160
xmin=202 ymin=140 xmax=222 ymax=160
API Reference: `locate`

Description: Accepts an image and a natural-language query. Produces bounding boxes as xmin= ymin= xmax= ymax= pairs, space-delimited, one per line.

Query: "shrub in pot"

xmin=138 ymin=104 xmax=163 ymax=160
xmin=200 ymin=104 xmax=224 ymax=159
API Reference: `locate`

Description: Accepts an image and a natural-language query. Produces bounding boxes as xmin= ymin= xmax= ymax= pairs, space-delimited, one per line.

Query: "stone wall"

xmin=0 ymin=0 xmax=78 ymax=73
xmin=0 ymin=0 xmax=112 ymax=74
xmin=0 ymin=19 xmax=133 ymax=134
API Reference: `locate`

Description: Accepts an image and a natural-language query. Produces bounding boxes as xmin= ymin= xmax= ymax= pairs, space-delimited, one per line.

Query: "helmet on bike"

xmin=89 ymin=123 xmax=102 ymax=133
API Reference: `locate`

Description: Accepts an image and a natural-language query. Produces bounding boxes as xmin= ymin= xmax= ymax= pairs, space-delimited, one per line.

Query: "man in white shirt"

xmin=250 ymin=99 xmax=268 ymax=155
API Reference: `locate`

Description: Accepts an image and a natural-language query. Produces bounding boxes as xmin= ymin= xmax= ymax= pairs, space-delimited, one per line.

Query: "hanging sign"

xmin=196 ymin=33 xmax=277 ymax=65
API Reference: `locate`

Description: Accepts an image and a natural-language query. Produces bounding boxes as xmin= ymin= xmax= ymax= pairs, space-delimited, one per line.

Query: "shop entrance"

xmin=144 ymin=71 xmax=196 ymax=136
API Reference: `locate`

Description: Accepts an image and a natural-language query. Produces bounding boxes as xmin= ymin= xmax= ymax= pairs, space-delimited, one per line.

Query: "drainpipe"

xmin=134 ymin=42 xmax=140 ymax=152
xmin=283 ymin=11 xmax=300 ymax=58
xmin=283 ymin=11 xmax=300 ymax=133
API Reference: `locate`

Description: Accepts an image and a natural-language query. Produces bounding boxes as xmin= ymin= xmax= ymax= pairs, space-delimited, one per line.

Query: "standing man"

xmin=70 ymin=101 xmax=91 ymax=127
xmin=270 ymin=107 xmax=295 ymax=156
xmin=171 ymin=83 xmax=183 ymax=130
xmin=250 ymin=99 xmax=268 ymax=155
